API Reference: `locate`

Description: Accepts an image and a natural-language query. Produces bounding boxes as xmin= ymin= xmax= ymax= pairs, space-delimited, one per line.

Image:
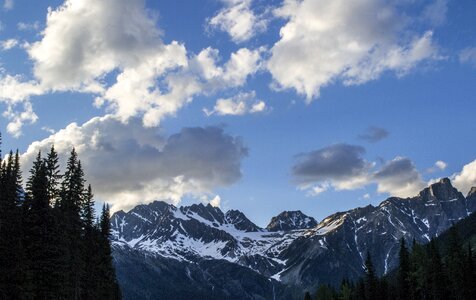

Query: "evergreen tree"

xmin=462 ymin=244 xmax=475 ymax=300
xmin=23 ymin=151 xmax=63 ymax=299
xmin=397 ymin=238 xmax=410 ymax=300
xmin=0 ymin=150 xmax=25 ymax=299
xmin=97 ymin=203 xmax=122 ymax=299
xmin=304 ymin=291 xmax=312 ymax=300
xmin=445 ymin=226 xmax=466 ymax=299
xmin=59 ymin=148 xmax=86 ymax=299
xmin=45 ymin=145 xmax=61 ymax=206
xmin=315 ymin=284 xmax=334 ymax=300
xmin=409 ymin=240 xmax=426 ymax=300
xmin=364 ymin=252 xmax=378 ymax=300
xmin=426 ymin=240 xmax=448 ymax=300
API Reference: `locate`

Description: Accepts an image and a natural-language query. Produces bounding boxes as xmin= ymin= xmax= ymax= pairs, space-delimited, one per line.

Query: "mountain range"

xmin=110 ymin=178 xmax=476 ymax=299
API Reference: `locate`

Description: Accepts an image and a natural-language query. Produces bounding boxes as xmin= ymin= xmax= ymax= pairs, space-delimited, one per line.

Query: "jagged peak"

xmin=266 ymin=210 xmax=317 ymax=232
xmin=225 ymin=210 xmax=262 ymax=232
xmin=468 ymin=187 xmax=476 ymax=198
xmin=418 ymin=177 xmax=463 ymax=200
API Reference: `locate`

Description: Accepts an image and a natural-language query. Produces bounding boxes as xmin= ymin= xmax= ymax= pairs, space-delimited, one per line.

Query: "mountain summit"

xmin=266 ymin=210 xmax=317 ymax=231
xmin=111 ymin=179 xmax=476 ymax=300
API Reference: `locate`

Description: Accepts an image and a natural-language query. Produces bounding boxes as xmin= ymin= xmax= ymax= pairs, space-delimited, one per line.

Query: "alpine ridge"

xmin=111 ymin=178 xmax=476 ymax=300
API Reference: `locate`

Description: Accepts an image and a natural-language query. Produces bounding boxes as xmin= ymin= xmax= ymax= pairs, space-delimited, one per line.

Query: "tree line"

xmin=304 ymin=225 xmax=475 ymax=300
xmin=0 ymin=134 xmax=121 ymax=299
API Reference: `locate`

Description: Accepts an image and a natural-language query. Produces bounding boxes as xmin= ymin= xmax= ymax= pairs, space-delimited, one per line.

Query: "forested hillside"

xmin=0 ymin=134 xmax=121 ymax=299
xmin=305 ymin=212 xmax=476 ymax=300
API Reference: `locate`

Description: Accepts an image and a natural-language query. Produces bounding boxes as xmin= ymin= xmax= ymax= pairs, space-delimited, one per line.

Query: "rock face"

xmin=266 ymin=211 xmax=318 ymax=232
xmin=111 ymin=178 xmax=476 ymax=300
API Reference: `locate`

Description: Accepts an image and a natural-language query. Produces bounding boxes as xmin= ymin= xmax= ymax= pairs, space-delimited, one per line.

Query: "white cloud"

xmin=3 ymin=0 xmax=13 ymax=11
xmin=204 ymin=91 xmax=266 ymax=116
xmin=452 ymin=159 xmax=476 ymax=195
xmin=2 ymin=102 xmax=38 ymax=137
xmin=208 ymin=0 xmax=267 ymax=43
xmin=1 ymin=39 xmax=18 ymax=50
xmin=435 ymin=160 xmax=447 ymax=170
xmin=21 ymin=116 xmax=248 ymax=212
xmin=460 ymin=47 xmax=476 ymax=67
xmin=0 ymin=74 xmax=43 ymax=137
xmin=17 ymin=22 xmax=40 ymax=31
xmin=0 ymin=0 xmax=263 ymax=136
xmin=268 ymin=0 xmax=441 ymax=101
xmin=200 ymin=194 xmax=222 ymax=208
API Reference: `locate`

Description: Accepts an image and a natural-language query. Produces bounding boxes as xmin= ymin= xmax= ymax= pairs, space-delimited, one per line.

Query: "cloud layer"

xmin=21 ymin=116 xmax=248 ymax=211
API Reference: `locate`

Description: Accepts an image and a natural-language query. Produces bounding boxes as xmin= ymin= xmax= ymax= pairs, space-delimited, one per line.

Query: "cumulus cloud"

xmin=358 ymin=126 xmax=389 ymax=143
xmin=0 ymin=0 xmax=263 ymax=136
xmin=2 ymin=102 xmax=38 ymax=138
xmin=208 ymin=0 xmax=267 ymax=43
xmin=204 ymin=91 xmax=266 ymax=116
xmin=268 ymin=0 xmax=441 ymax=100
xmin=460 ymin=47 xmax=476 ymax=67
xmin=292 ymin=144 xmax=426 ymax=198
xmin=1 ymin=39 xmax=18 ymax=50
xmin=452 ymin=159 xmax=476 ymax=195
xmin=373 ymin=157 xmax=426 ymax=197
xmin=0 ymin=74 xmax=43 ymax=136
xmin=21 ymin=116 xmax=248 ymax=212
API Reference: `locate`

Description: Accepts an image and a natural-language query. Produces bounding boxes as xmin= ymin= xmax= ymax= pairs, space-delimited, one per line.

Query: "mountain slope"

xmin=110 ymin=178 xmax=476 ymax=299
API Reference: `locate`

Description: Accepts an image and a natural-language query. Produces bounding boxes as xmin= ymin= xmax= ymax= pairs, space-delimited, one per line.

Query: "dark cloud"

xmin=373 ymin=157 xmax=425 ymax=196
xmin=21 ymin=116 xmax=248 ymax=211
xmin=358 ymin=126 xmax=389 ymax=143
xmin=292 ymin=144 xmax=368 ymax=184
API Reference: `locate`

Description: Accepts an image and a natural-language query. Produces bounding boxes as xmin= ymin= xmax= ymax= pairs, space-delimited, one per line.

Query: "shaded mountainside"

xmin=110 ymin=178 xmax=476 ymax=299
xmin=266 ymin=211 xmax=317 ymax=232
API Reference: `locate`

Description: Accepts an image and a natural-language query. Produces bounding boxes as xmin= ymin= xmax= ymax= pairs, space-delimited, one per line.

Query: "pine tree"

xmin=23 ymin=151 xmax=63 ymax=299
xmin=397 ymin=238 xmax=410 ymax=300
xmin=426 ymin=240 xmax=448 ymax=300
xmin=304 ymin=291 xmax=312 ymax=300
xmin=364 ymin=252 xmax=378 ymax=300
xmin=45 ymin=145 xmax=61 ymax=206
xmin=0 ymin=150 xmax=25 ymax=299
xmin=409 ymin=240 xmax=426 ymax=300
xmin=59 ymin=148 xmax=86 ymax=299
xmin=463 ymin=244 xmax=475 ymax=300
xmin=445 ymin=226 xmax=466 ymax=299
xmin=97 ymin=203 xmax=122 ymax=299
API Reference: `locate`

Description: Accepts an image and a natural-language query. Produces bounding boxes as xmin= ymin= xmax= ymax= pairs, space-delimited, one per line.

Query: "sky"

xmin=0 ymin=0 xmax=475 ymax=227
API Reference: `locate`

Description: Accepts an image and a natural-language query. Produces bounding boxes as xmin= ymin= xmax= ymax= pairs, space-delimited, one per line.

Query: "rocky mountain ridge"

xmin=111 ymin=178 xmax=476 ymax=299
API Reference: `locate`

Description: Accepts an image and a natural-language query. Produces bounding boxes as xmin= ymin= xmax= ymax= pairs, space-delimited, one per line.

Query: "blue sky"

xmin=0 ymin=0 xmax=475 ymax=226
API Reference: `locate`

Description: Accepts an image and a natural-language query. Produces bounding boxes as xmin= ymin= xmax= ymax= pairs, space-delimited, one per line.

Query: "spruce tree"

xmin=364 ymin=252 xmax=378 ymax=300
xmin=426 ymin=240 xmax=448 ymax=300
xmin=445 ymin=227 xmax=466 ymax=299
xmin=23 ymin=151 xmax=62 ymax=299
xmin=45 ymin=145 xmax=62 ymax=206
xmin=59 ymin=148 xmax=86 ymax=299
xmin=397 ymin=238 xmax=410 ymax=300
xmin=97 ymin=203 xmax=122 ymax=299
xmin=0 ymin=151 xmax=25 ymax=299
